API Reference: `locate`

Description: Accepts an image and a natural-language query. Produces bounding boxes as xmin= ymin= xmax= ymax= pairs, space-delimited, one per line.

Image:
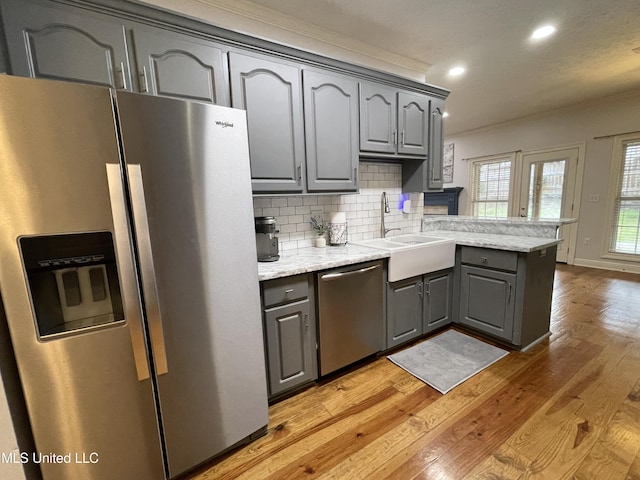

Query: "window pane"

xmin=527 ymin=160 xmax=565 ymax=219
xmin=610 ymin=140 xmax=640 ymax=255
xmin=471 ymin=159 xmax=511 ymax=219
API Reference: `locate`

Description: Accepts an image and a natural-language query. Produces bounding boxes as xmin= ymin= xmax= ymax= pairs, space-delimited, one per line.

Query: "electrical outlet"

xmin=584 ymin=237 xmax=591 ymax=246
xmin=589 ymin=194 xmax=600 ymax=202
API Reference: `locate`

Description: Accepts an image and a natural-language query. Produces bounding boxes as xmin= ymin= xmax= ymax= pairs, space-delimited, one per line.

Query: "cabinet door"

xmin=2 ymin=0 xmax=132 ymax=90
xmin=131 ymin=27 xmax=228 ymax=105
xmin=459 ymin=265 xmax=516 ymax=341
xmin=303 ymin=70 xmax=358 ymax=192
xmin=423 ymin=270 xmax=453 ymax=334
xmin=397 ymin=91 xmax=429 ymax=157
xmin=386 ymin=277 xmax=423 ymax=349
xmin=359 ymin=82 xmax=397 ymax=154
xmin=428 ymin=97 xmax=445 ymax=190
xmin=229 ymin=51 xmax=305 ymax=193
xmin=264 ymin=299 xmax=316 ymax=396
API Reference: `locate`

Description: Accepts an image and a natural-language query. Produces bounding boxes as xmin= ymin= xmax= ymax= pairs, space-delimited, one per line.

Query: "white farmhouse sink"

xmin=352 ymin=234 xmax=455 ymax=282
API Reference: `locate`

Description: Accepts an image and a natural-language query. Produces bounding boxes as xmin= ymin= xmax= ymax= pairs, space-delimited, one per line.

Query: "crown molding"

xmin=140 ymin=0 xmax=429 ymax=81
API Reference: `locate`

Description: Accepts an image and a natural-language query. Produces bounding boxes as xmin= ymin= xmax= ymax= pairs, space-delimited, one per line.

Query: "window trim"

xmin=602 ymin=132 xmax=640 ymax=262
xmin=468 ymin=152 xmax=517 ymax=218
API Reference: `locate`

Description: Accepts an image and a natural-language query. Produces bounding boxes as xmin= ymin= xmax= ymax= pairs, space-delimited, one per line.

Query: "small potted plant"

xmin=310 ymin=215 xmax=328 ymax=247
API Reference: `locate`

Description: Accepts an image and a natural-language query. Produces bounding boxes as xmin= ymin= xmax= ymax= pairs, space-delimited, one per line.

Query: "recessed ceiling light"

xmin=448 ymin=66 xmax=466 ymax=77
xmin=442 ymin=111 xmax=450 ymax=118
xmin=531 ymin=25 xmax=556 ymax=40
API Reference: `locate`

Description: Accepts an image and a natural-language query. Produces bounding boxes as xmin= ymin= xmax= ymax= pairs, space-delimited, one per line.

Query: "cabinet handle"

xmin=353 ymin=167 xmax=358 ymax=184
xmin=118 ymin=62 xmax=127 ymax=90
xmin=508 ymin=283 xmax=512 ymax=304
xmin=297 ymin=164 xmax=302 ymax=185
xmin=320 ymin=264 xmax=380 ymax=281
xmin=140 ymin=66 xmax=150 ymax=93
xmin=480 ymin=256 xmax=488 ymax=264
xmin=392 ymin=129 xmax=397 ymax=145
xmin=401 ymin=130 xmax=405 ymax=146
xmin=304 ymin=314 xmax=309 ymax=329
xmin=418 ymin=281 xmax=423 ymax=297
xmin=284 ymin=288 xmax=294 ymax=294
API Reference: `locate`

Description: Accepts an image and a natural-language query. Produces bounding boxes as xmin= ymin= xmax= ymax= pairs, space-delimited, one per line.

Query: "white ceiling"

xmin=147 ymin=0 xmax=640 ymax=135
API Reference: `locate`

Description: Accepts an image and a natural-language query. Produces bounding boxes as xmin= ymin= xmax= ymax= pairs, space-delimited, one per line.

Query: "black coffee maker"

xmin=254 ymin=216 xmax=280 ymax=262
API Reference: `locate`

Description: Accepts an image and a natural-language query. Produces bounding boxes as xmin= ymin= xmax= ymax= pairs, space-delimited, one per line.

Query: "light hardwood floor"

xmin=188 ymin=264 xmax=640 ymax=479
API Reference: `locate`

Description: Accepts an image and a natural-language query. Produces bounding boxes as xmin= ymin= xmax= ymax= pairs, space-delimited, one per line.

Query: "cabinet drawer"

xmin=262 ymin=274 xmax=309 ymax=307
xmin=460 ymin=246 xmax=518 ymax=272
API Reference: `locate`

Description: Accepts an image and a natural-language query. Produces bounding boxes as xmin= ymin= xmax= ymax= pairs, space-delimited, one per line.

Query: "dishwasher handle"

xmin=320 ymin=264 xmax=380 ymax=281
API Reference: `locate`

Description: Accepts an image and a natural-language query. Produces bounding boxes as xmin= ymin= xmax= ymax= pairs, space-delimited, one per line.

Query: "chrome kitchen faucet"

xmin=381 ymin=192 xmax=401 ymax=237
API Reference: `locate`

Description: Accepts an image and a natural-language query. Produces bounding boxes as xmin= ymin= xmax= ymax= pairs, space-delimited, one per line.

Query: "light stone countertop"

xmin=257 ymin=230 xmax=562 ymax=281
xmin=257 ymin=244 xmax=390 ymax=281
xmin=424 ymin=215 xmax=577 ymax=226
xmin=418 ymin=230 xmax=562 ymax=253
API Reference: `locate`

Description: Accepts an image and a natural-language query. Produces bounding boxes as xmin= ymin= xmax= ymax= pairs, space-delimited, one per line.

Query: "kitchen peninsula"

xmin=258 ymin=216 xmax=575 ymax=399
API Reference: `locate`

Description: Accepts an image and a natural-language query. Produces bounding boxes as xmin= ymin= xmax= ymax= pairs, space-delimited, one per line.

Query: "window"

xmin=470 ymin=155 xmax=513 ymax=218
xmin=609 ymin=136 xmax=640 ymax=255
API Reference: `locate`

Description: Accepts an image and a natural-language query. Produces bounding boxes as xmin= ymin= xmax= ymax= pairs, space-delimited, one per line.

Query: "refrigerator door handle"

xmin=106 ymin=164 xmax=151 ymax=381
xmin=127 ymin=164 xmax=169 ymax=376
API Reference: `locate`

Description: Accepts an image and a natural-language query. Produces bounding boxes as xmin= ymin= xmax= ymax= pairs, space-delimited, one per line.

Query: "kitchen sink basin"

xmin=352 ymin=234 xmax=455 ymax=282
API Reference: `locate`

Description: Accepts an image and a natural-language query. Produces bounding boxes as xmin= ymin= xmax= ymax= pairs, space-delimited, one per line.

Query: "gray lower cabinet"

xmin=262 ymin=274 xmax=317 ymax=398
xmin=456 ymin=245 xmax=557 ymax=348
xmin=459 ymin=265 xmax=516 ymax=341
xmin=229 ymin=51 xmax=305 ymax=193
xmin=303 ymin=69 xmax=359 ymax=192
xmin=423 ymin=270 xmax=453 ymax=333
xmin=386 ymin=276 xmax=423 ymax=348
xmin=386 ymin=269 xmax=453 ymax=349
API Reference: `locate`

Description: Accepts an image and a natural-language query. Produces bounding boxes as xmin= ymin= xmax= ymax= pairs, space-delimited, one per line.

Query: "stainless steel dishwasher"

xmin=317 ymin=260 xmax=384 ymax=375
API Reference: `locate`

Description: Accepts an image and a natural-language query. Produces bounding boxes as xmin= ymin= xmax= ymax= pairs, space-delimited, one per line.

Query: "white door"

xmin=518 ymin=148 xmax=579 ymax=263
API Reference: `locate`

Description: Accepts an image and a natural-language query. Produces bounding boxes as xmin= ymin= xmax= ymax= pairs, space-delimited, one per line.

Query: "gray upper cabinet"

xmin=1 ymin=0 xmax=449 ymax=196
xmin=303 ymin=69 xmax=359 ymax=192
xmin=428 ymin=97 xmax=445 ymax=190
xmin=359 ymin=82 xmax=430 ymax=158
xmin=359 ymin=82 xmax=397 ymax=154
xmin=1 ymin=0 xmax=132 ymax=89
xmin=401 ymin=96 xmax=445 ymax=193
xmin=1 ymin=0 xmax=230 ymax=105
xmin=397 ymin=91 xmax=429 ymax=156
xmin=131 ymin=28 xmax=229 ymax=105
xmin=229 ymin=51 xmax=305 ymax=193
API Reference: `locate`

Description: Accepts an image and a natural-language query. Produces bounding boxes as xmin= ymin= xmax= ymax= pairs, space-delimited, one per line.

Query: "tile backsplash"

xmin=252 ymin=162 xmax=424 ymax=251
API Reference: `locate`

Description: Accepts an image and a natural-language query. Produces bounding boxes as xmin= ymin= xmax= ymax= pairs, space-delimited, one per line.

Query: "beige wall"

xmin=445 ymin=89 xmax=640 ymax=273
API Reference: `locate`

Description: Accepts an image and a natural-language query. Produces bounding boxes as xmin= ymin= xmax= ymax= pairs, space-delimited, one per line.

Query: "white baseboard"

xmin=572 ymin=257 xmax=640 ymax=274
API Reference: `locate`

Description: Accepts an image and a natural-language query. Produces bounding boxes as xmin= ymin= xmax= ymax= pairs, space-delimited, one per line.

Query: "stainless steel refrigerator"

xmin=0 ymin=75 xmax=268 ymax=479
